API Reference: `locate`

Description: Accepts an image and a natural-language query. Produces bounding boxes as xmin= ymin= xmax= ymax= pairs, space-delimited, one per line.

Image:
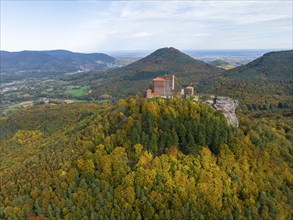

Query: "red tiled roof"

xmin=153 ymin=77 xmax=165 ymax=81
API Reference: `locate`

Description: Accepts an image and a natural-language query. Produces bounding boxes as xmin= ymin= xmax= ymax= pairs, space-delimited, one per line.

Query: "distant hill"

xmin=0 ymin=50 xmax=116 ymax=82
xmin=225 ymin=50 xmax=293 ymax=82
xmin=1 ymin=50 xmax=62 ymax=69
xmin=79 ymin=47 xmax=224 ymax=97
xmin=44 ymin=50 xmax=115 ymax=63
xmin=197 ymin=50 xmax=293 ymax=106
xmin=107 ymin=47 xmax=222 ymax=79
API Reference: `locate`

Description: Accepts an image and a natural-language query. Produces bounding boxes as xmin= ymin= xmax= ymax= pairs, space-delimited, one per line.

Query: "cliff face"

xmin=214 ymin=96 xmax=239 ymax=127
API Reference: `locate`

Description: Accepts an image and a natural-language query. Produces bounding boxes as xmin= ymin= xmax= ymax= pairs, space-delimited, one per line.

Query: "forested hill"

xmin=43 ymin=50 xmax=115 ymax=63
xmin=198 ymin=50 xmax=293 ymax=108
xmin=106 ymin=47 xmax=222 ymax=78
xmin=73 ymin=47 xmax=223 ymax=98
xmin=0 ymin=50 xmax=116 ymax=82
xmin=0 ymin=97 xmax=292 ymax=219
xmin=224 ymin=50 xmax=293 ymax=82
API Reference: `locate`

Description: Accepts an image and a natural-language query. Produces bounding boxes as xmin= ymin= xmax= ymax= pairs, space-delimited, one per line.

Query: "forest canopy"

xmin=0 ymin=96 xmax=292 ymax=219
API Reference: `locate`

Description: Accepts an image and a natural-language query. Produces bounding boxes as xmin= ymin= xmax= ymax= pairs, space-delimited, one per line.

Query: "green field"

xmin=219 ymin=64 xmax=237 ymax=70
xmin=1 ymin=81 xmax=90 ymax=115
xmin=64 ymin=85 xmax=88 ymax=97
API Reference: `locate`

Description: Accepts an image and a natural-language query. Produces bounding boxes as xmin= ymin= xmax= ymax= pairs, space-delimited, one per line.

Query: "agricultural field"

xmin=0 ymin=77 xmax=92 ymax=115
xmin=63 ymin=85 xmax=89 ymax=97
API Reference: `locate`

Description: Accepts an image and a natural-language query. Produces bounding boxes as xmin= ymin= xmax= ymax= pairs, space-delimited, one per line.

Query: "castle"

xmin=146 ymin=74 xmax=175 ymax=98
xmin=145 ymin=75 xmax=238 ymax=126
xmin=146 ymin=74 xmax=195 ymax=98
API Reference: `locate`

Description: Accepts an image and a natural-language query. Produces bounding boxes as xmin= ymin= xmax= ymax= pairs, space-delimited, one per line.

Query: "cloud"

xmin=1 ymin=0 xmax=292 ymax=51
xmin=107 ymin=30 xmax=119 ymax=35
xmin=86 ymin=1 xmax=291 ymax=50
xmin=133 ymin=32 xmax=154 ymax=38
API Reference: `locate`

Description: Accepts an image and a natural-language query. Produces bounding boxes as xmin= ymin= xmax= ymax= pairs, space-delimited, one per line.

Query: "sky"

xmin=1 ymin=0 xmax=292 ymax=52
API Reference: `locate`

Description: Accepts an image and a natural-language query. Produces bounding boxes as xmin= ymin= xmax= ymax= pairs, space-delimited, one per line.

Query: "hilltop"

xmin=113 ymin=47 xmax=222 ymax=75
xmin=106 ymin=47 xmax=223 ymax=81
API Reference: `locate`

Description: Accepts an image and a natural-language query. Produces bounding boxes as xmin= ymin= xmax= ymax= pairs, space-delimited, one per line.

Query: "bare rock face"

xmin=213 ymin=96 xmax=239 ymax=127
xmin=194 ymin=95 xmax=239 ymax=127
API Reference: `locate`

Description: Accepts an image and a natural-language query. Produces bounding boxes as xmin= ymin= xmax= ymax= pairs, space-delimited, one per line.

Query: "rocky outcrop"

xmin=195 ymin=95 xmax=239 ymax=127
xmin=213 ymin=96 xmax=239 ymax=127
xmin=193 ymin=95 xmax=239 ymax=127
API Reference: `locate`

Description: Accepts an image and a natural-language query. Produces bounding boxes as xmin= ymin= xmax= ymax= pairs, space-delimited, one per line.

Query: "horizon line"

xmin=1 ymin=48 xmax=292 ymax=54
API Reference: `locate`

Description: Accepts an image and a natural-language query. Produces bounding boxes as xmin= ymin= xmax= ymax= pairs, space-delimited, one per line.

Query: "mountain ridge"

xmin=43 ymin=49 xmax=115 ymax=63
xmin=0 ymin=50 xmax=117 ymax=82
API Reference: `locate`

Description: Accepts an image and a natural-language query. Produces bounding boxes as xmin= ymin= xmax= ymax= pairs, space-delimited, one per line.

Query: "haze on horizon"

xmin=1 ymin=0 xmax=292 ymax=53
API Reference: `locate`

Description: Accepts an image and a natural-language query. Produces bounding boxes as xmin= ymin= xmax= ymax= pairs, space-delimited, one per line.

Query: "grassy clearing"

xmin=64 ymin=86 xmax=88 ymax=97
xmin=220 ymin=64 xmax=237 ymax=70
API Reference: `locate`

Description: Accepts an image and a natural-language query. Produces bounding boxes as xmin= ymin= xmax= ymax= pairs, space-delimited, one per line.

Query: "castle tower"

xmin=164 ymin=74 xmax=174 ymax=97
xmin=153 ymin=77 xmax=166 ymax=96
xmin=185 ymin=86 xmax=194 ymax=95
xmin=152 ymin=74 xmax=175 ymax=98
xmin=146 ymin=89 xmax=152 ymax=98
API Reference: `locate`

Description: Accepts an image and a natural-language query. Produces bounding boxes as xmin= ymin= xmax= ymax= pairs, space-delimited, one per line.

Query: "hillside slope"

xmin=225 ymin=50 xmax=293 ymax=82
xmin=198 ymin=50 xmax=293 ymax=108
